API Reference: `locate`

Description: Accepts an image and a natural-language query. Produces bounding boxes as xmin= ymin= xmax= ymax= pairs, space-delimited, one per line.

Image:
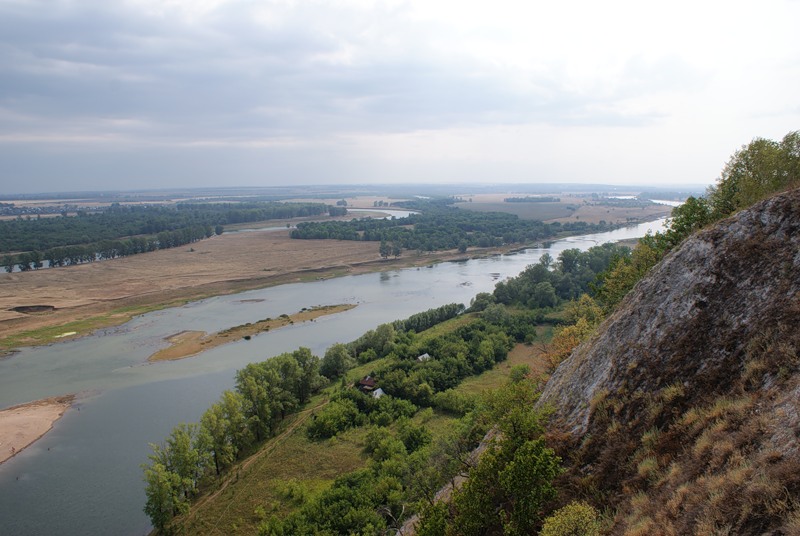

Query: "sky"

xmin=0 ymin=0 xmax=798 ymax=194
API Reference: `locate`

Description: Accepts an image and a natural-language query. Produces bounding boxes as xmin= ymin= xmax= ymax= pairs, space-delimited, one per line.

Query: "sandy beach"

xmin=0 ymin=395 xmax=74 ymax=464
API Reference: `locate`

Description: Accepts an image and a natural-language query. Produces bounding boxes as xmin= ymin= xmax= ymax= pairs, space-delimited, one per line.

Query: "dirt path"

xmin=185 ymin=399 xmax=329 ymax=533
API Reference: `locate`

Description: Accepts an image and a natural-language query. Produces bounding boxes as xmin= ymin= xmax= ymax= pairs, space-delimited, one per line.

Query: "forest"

xmin=291 ymin=201 xmax=614 ymax=254
xmin=1 ymin=201 xmax=339 ymax=271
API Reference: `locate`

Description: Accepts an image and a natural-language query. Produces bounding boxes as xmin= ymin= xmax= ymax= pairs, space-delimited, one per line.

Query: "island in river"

xmin=148 ymin=304 xmax=357 ymax=362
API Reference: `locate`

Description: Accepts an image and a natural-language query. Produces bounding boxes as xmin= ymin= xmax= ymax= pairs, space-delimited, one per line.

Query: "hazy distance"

xmin=1 ymin=0 xmax=798 ymax=194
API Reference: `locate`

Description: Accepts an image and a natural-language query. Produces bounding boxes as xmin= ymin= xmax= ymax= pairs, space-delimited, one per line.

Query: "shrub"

xmin=540 ymin=501 xmax=602 ymax=536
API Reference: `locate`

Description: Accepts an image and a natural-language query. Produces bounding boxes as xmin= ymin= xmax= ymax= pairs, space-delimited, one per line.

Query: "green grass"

xmin=177 ymin=403 xmax=370 ymax=535
xmin=0 ymin=305 xmax=156 ymax=350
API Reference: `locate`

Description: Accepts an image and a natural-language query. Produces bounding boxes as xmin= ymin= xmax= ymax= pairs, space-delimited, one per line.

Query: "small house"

xmin=416 ymin=353 xmax=432 ymax=362
xmin=372 ymin=388 xmax=385 ymax=399
xmin=358 ymin=375 xmax=377 ymax=392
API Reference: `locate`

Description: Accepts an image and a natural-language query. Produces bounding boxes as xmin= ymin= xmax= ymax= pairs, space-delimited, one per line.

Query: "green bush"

xmin=540 ymin=501 xmax=602 ymax=536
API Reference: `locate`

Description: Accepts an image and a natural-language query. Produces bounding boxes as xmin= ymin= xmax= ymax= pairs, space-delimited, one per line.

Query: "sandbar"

xmin=0 ymin=395 xmax=74 ymax=464
xmin=148 ymin=304 xmax=357 ymax=362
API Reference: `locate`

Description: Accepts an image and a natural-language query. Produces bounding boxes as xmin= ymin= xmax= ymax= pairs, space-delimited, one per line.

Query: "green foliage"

xmin=419 ymin=380 xmax=561 ymax=536
xmin=143 ymin=462 xmax=186 ymax=532
xmin=540 ymin=501 xmax=602 ymax=536
xmin=708 ymin=131 xmax=799 ymax=218
xmin=494 ymin=243 xmax=631 ymax=309
xmin=392 ymin=303 xmax=466 ymax=334
xmin=144 ymin=347 xmax=325 ymax=529
xmin=320 ymin=343 xmax=354 ymax=380
xmin=433 ymin=389 xmax=477 ymax=415
xmin=509 ymin=364 xmax=530 ymax=383
xmin=291 ymin=203 xmax=614 ymax=252
xmin=592 ymin=240 xmax=661 ymax=313
xmin=306 ymin=397 xmax=364 ymax=439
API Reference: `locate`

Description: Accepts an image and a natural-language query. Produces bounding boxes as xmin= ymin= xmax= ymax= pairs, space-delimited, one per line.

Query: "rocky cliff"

xmin=538 ymin=189 xmax=800 ymax=534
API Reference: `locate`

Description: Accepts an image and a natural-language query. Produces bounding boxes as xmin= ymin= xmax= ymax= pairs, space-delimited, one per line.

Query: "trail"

xmin=182 ymin=399 xmax=329 ymax=533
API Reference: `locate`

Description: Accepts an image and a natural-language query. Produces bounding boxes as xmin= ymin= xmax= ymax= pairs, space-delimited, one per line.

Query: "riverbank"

xmin=0 ymin=395 xmax=75 ymax=464
xmin=0 ymin=210 xmax=659 ymax=355
xmin=148 ymin=304 xmax=357 ymax=362
xmin=0 ymin=229 xmax=519 ymax=354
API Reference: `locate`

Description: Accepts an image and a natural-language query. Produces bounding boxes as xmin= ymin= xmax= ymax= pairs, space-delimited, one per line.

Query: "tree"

xmin=660 ymin=196 xmax=712 ymax=248
xmin=498 ymin=439 xmax=562 ymax=535
xmin=165 ymin=423 xmax=205 ymax=499
xmin=142 ymin=462 xmax=184 ymax=531
xmin=380 ymin=240 xmax=391 ymax=259
xmin=292 ymin=347 xmax=323 ymax=403
xmin=236 ymin=364 xmax=275 ymax=441
xmin=320 ymin=343 xmax=353 ymax=380
xmin=199 ymin=391 xmax=249 ymax=475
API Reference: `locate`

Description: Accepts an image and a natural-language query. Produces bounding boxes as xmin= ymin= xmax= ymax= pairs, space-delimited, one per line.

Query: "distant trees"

xmin=291 ymin=203 xmax=615 ymax=256
xmin=492 ymin=243 xmax=631 ymax=309
xmin=2 ymin=201 xmax=336 ymax=270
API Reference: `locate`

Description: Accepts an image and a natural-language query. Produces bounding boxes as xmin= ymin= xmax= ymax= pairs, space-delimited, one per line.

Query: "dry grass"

xmin=0 ymin=227 xmax=513 ymax=352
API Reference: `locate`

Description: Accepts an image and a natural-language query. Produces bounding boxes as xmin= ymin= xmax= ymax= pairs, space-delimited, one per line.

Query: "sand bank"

xmin=0 ymin=395 xmax=74 ymax=464
xmin=148 ymin=304 xmax=357 ymax=362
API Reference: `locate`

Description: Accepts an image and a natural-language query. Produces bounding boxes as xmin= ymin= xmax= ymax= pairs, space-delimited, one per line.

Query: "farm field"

xmin=454 ymin=193 xmax=672 ymax=224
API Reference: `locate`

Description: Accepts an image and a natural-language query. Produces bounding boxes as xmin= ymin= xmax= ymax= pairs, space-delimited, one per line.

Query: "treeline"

xmin=291 ymin=204 xmax=614 ymax=253
xmin=2 ymin=201 xmax=338 ymax=271
xmin=8 ymin=226 xmax=216 ymax=271
xmin=143 ymin=348 xmax=325 ymax=529
xmin=391 ymin=302 xmax=465 ymax=333
xmin=504 ymin=196 xmax=561 ymax=203
xmin=485 ymin=242 xmax=631 ymax=309
xmin=594 ymin=129 xmax=799 ymax=313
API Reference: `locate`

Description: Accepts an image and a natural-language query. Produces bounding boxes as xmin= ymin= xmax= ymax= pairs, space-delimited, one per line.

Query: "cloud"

xmin=0 ymin=0 xmax=798 ymax=191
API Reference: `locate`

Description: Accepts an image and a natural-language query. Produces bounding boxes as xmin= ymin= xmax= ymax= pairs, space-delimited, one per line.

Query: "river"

xmin=0 ymin=217 xmax=668 ymax=536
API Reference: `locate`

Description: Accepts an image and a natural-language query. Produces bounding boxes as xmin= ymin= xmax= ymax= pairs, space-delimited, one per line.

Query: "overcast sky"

xmin=0 ymin=0 xmax=798 ymax=193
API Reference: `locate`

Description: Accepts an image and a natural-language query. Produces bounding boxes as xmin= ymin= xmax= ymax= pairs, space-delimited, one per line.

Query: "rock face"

xmin=538 ymin=188 xmax=800 ymax=436
xmin=537 ymin=189 xmax=800 ymax=534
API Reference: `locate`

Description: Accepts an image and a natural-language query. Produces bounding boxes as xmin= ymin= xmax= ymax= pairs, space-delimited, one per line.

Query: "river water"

xmin=0 ymin=218 xmax=669 ymax=536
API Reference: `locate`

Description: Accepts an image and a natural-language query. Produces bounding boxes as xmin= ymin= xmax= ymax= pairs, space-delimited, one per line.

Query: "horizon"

xmin=1 ymin=1 xmax=797 ymax=192
xmin=0 ymin=181 xmax=710 ymax=199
